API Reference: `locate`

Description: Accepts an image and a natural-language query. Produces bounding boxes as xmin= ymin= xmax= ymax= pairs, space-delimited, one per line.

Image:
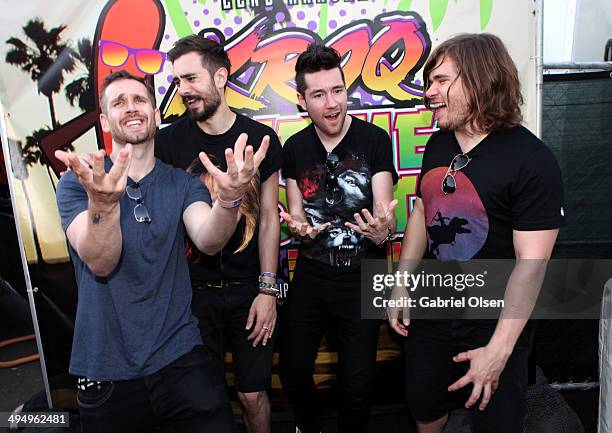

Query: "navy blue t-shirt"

xmin=56 ymin=157 xmax=211 ymax=381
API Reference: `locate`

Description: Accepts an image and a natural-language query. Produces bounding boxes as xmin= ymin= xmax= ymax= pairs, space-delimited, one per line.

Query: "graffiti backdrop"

xmin=0 ymin=0 xmax=537 ymax=408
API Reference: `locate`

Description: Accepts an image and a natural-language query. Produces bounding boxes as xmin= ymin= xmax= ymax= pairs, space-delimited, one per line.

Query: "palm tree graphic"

xmin=5 ymin=18 xmax=76 ymax=129
xmin=65 ymin=38 xmax=94 ymax=112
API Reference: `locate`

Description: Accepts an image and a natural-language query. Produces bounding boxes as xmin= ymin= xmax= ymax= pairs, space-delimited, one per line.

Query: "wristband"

xmin=216 ymin=194 xmax=243 ymax=209
xmin=259 ymin=280 xmax=280 ymax=298
xmin=259 ymin=287 xmax=280 ymax=298
xmin=377 ymin=227 xmax=396 ymax=246
xmin=259 ymin=281 xmax=278 ymax=291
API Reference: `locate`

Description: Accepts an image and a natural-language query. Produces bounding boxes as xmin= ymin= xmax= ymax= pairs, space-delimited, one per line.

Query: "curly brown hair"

xmin=423 ymin=33 xmax=524 ymax=133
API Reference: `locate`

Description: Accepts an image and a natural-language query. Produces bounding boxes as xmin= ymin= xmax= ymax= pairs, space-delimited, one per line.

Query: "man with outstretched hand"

xmin=55 ymin=70 xmax=268 ymax=433
xmin=279 ymin=44 xmax=398 ymax=433
xmin=155 ymin=35 xmax=283 ymax=433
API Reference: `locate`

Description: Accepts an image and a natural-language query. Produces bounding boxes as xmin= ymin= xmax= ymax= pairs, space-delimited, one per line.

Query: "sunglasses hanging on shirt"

xmin=441 ymin=153 xmax=471 ymax=195
xmin=126 ymin=182 xmax=152 ymax=223
xmin=325 ymin=152 xmax=343 ymax=206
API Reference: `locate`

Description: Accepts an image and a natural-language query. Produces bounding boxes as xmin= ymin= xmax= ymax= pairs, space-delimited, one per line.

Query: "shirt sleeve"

xmin=56 ymin=172 xmax=89 ymax=232
xmin=281 ymin=139 xmax=297 ymax=180
xmin=370 ymin=127 xmax=399 ymax=185
xmin=258 ymin=130 xmax=283 ymax=182
xmin=511 ymin=146 xmax=565 ymax=230
xmin=184 ymin=173 xmax=212 ymax=210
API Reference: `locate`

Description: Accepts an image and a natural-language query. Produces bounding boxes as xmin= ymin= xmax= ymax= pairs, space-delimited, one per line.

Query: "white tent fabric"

xmin=599 ymin=279 xmax=612 ymax=433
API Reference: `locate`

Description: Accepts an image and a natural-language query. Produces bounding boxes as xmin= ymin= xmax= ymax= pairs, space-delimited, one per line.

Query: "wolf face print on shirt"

xmin=298 ymin=151 xmax=373 ymax=267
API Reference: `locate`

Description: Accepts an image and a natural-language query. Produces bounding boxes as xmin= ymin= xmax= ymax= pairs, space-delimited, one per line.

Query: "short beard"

xmin=187 ymin=91 xmax=221 ymax=122
xmin=110 ymin=124 xmax=155 ymax=146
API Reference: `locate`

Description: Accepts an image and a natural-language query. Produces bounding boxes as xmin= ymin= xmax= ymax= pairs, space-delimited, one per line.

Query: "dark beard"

xmin=186 ymin=93 xmax=221 ymax=122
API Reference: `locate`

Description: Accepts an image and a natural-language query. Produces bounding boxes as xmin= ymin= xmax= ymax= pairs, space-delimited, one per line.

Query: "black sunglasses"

xmin=441 ymin=154 xmax=471 ymax=195
xmin=325 ymin=153 xmax=343 ymax=206
xmin=126 ymin=183 xmax=152 ymax=223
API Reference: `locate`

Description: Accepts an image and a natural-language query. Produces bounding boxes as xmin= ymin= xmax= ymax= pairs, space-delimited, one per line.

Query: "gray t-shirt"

xmin=56 ymin=157 xmax=211 ymax=381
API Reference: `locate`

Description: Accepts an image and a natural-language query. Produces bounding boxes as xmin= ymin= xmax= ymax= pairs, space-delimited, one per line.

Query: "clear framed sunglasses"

xmin=125 ymin=183 xmax=152 ymax=223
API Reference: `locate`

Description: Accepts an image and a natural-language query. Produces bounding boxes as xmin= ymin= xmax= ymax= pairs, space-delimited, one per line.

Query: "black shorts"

xmin=191 ymin=280 xmax=276 ymax=393
xmin=404 ymin=320 xmax=530 ymax=433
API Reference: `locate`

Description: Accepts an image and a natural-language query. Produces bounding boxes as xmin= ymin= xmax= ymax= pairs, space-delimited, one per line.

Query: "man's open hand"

xmin=55 ymin=146 xmax=132 ymax=206
xmin=345 ymin=199 xmax=398 ymax=244
xmin=280 ymin=211 xmax=330 ymax=240
xmin=448 ymin=344 xmax=511 ymax=411
xmin=199 ymin=133 xmax=269 ymax=202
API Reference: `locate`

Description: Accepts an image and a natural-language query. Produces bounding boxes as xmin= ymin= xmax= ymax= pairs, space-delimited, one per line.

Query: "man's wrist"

xmin=216 ymin=194 xmax=243 ymax=209
xmin=88 ymin=200 xmax=119 ymax=219
xmin=487 ymin=337 xmax=514 ymax=359
xmin=376 ymin=227 xmax=395 ymax=246
xmin=259 ymin=288 xmax=280 ymax=298
xmin=258 ymin=273 xmax=280 ymax=297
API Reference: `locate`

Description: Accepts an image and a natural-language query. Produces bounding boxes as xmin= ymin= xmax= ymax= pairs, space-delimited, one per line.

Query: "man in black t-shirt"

xmin=390 ymin=34 xmax=565 ymax=433
xmin=280 ymin=44 xmax=398 ymax=433
xmin=154 ymin=35 xmax=282 ymax=433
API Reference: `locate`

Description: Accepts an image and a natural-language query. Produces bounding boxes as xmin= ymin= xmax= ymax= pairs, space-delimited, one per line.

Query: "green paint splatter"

xmin=480 ymin=0 xmax=494 ymax=30
xmin=164 ymin=0 xmax=193 ymax=37
xmin=319 ymin=4 xmax=328 ymax=39
xmin=397 ymin=0 xmax=413 ymax=11
xmin=429 ymin=0 xmax=449 ymax=31
xmin=197 ymin=0 xmax=206 ymax=5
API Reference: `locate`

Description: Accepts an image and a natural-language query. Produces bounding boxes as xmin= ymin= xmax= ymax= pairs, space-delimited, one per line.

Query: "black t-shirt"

xmin=155 ymin=112 xmax=282 ymax=281
xmin=282 ymin=116 xmax=398 ymax=280
xmin=416 ymin=125 xmax=565 ymax=260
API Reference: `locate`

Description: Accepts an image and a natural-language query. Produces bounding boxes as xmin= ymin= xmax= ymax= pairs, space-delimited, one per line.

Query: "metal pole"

xmin=0 ymin=104 xmax=54 ymax=409
xmin=544 ymin=61 xmax=612 ymax=70
xmin=535 ymin=0 xmax=544 ymax=139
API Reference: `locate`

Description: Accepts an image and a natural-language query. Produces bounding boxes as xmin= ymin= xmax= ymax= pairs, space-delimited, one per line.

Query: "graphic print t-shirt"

xmin=416 ymin=126 xmax=565 ymax=260
xmin=282 ymin=116 xmax=398 ymax=275
xmin=155 ymin=112 xmax=282 ymax=281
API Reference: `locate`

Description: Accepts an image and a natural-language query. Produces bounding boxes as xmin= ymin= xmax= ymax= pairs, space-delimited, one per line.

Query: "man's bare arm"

xmin=245 ymin=172 xmax=280 ymax=347
xmin=487 ymin=229 xmax=559 ymax=352
xmin=388 ymin=197 xmax=428 ymax=336
xmin=448 ymin=228 xmax=559 ymax=411
xmin=257 ymin=172 xmax=280 ymax=278
xmin=183 ymin=200 xmax=241 ymax=255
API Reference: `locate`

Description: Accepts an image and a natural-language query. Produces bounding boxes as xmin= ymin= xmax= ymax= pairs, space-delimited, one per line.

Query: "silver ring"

xmin=262 ymin=326 xmax=270 ymax=331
